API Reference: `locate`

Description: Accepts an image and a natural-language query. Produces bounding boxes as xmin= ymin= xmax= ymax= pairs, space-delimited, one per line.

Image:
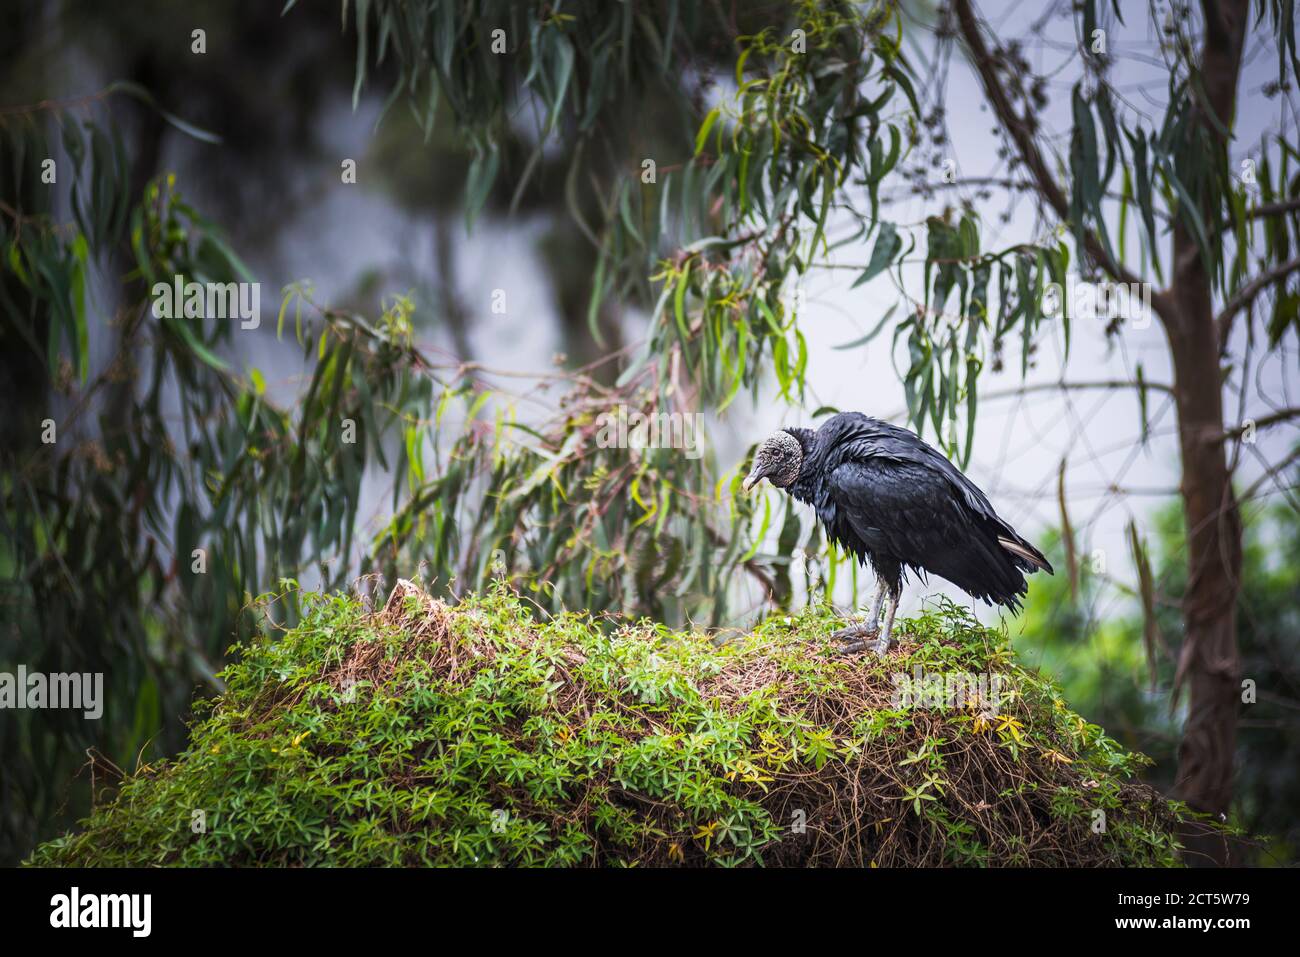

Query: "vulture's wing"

xmin=832 ymin=420 xmax=1052 ymax=576
xmin=825 ymin=455 xmax=1039 ymax=607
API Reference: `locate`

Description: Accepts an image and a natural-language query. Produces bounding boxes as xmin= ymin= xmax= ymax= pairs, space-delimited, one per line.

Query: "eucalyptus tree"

xmin=347 ymin=0 xmax=1300 ymax=862
xmin=938 ymin=0 xmax=1299 ymax=862
xmin=3 ymin=0 xmax=1294 ymax=867
xmin=0 ymin=0 xmax=916 ymax=861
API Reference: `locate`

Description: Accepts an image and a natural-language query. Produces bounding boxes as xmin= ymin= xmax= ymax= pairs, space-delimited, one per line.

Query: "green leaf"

xmin=171 ymin=319 xmax=230 ymax=371
xmin=833 ymin=303 xmax=898 ymax=350
xmin=465 ymin=145 xmax=500 ymax=230
xmin=695 ymin=106 xmax=720 ymax=157
xmin=852 ymin=222 xmax=900 ymax=288
xmin=106 ymin=80 xmax=223 ymax=144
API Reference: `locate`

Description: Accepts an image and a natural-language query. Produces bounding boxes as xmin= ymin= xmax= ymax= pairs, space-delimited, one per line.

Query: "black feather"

xmin=784 ymin=413 xmax=1052 ymax=611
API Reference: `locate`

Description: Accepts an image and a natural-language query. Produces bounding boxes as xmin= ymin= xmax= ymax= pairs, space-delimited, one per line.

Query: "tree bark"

xmin=1164 ymin=289 xmax=1242 ymax=865
xmin=1163 ymin=0 xmax=1249 ymax=866
xmin=953 ymin=0 xmax=1251 ymax=863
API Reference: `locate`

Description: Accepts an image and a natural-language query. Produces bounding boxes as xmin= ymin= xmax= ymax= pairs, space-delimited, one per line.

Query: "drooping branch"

xmin=951 ymin=0 xmax=1159 ymax=313
xmin=1215 ymin=255 xmax=1300 ymax=351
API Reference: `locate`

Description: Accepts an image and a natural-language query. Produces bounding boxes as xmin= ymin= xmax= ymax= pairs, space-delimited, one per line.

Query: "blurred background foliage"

xmin=1017 ymin=491 xmax=1300 ymax=864
xmin=1 ymin=0 xmax=1297 ymax=866
xmin=1 ymin=0 xmax=920 ymax=865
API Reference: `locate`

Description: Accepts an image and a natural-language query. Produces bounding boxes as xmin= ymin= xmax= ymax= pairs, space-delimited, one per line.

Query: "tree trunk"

xmin=1164 ymin=0 xmax=1249 ymax=866
xmin=1163 ymin=291 xmax=1242 ymax=866
xmin=954 ymin=0 xmax=1253 ymax=864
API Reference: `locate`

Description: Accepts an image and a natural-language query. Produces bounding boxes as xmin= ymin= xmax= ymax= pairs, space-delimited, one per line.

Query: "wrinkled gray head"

xmin=742 ymin=430 xmax=803 ymax=491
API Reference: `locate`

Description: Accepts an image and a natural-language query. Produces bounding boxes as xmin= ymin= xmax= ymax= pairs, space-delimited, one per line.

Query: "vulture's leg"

xmin=872 ymin=587 xmax=900 ymax=657
xmin=832 ymin=580 xmax=885 ymax=653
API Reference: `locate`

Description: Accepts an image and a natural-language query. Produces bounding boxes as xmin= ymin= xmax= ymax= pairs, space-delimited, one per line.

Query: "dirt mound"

xmin=29 ymin=581 xmax=1198 ymax=866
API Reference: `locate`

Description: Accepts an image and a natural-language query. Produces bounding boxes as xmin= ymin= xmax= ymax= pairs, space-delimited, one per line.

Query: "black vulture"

xmin=742 ymin=412 xmax=1052 ymax=655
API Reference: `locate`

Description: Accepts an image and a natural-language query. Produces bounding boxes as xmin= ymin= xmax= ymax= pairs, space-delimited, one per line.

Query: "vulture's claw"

xmin=830 ymin=620 xmax=878 ymax=643
xmin=831 ymin=620 xmax=884 ymax=656
xmin=835 ymin=635 xmax=891 ymax=657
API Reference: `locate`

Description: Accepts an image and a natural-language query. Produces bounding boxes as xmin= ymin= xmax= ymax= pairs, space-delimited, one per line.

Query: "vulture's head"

xmin=743 ymin=430 xmax=804 ymax=491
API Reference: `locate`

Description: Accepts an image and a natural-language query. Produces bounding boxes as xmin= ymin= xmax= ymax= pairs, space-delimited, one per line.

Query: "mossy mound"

xmin=29 ymin=581 xmax=1195 ymax=866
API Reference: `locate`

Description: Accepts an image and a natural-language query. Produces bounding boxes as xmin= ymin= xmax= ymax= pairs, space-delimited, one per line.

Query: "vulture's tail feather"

xmin=998 ymin=536 xmax=1053 ymax=574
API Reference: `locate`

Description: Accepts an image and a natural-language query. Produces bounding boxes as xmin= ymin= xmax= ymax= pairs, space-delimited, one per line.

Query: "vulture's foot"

xmin=830 ymin=620 xmax=877 ymax=641
xmin=831 ymin=620 xmax=880 ymax=655
xmin=836 ymin=635 xmax=891 ymax=657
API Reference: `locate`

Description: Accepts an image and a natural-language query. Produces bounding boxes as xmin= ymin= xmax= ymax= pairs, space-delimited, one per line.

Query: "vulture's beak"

xmin=742 ymin=466 xmax=763 ymax=493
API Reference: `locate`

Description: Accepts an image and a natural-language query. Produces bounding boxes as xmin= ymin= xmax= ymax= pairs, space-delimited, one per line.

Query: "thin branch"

xmin=880 ymin=378 xmax=1173 ymax=423
xmin=1240 ymin=446 xmax=1300 ymax=508
xmin=951 ymin=0 xmax=1159 ymax=313
xmin=1213 ymin=197 xmax=1300 ymax=237
xmin=1215 ymin=255 xmax=1300 ymax=351
xmin=1215 ymin=407 xmax=1300 ymax=445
